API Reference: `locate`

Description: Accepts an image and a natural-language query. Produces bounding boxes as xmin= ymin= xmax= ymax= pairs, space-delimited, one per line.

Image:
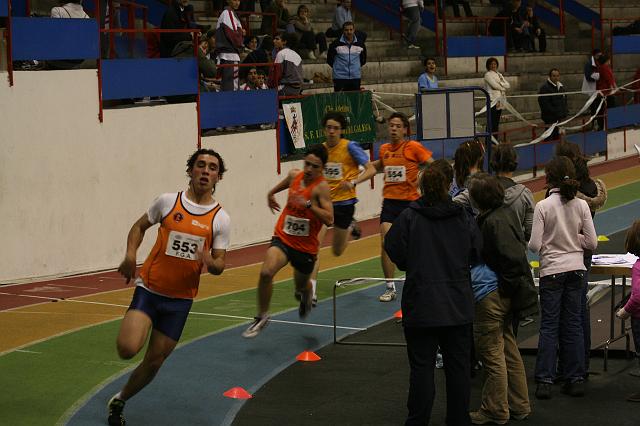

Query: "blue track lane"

xmin=67 ymin=282 xmax=402 ymax=425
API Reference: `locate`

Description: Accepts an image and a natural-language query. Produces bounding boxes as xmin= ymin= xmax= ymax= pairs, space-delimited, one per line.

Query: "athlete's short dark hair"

xmin=322 ymin=111 xmax=348 ymax=129
xmin=306 ymin=144 xmax=329 ymax=165
xmin=186 ymin=149 xmax=226 ymax=180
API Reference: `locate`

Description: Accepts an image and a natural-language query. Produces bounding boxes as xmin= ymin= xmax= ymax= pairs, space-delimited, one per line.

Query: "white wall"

xmin=0 ymin=70 xmax=384 ymax=283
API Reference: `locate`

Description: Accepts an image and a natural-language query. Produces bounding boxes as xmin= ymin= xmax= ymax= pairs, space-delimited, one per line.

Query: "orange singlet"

xmin=140 ymin=193 xmax=222 ymax=299
xmin=379 ymin=140 xmax=432 ymax=201
xmin=274 ymin=172 xmax=325 ymax=255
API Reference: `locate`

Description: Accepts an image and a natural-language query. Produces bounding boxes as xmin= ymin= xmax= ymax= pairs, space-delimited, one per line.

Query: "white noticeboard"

xmin=420 ymin=91 xmax=476 ymax=140
xmin=420 ymin=92 xmax=447 ymax=139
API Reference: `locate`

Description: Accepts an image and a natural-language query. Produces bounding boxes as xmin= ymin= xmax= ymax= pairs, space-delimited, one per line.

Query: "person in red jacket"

xmin=596 ymin=54 xmax=617 ymax=130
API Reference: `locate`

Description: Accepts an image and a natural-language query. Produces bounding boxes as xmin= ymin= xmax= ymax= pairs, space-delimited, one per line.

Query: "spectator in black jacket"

xmin=384 ymin=165 xmax=481 ymax=426
xmin=160 ymin=0 xmax=194 ymax=57
xmin=538 ymin=68 xmax=568 ymax=141
xmin=467 ymin=172 xmax=536 ymax=425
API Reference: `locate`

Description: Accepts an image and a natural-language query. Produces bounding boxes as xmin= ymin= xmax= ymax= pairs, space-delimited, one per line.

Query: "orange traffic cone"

xmin=296 ymin=351 xmax=321 ymax=362
xmin=223 ymin=387 xmax=252 ymax=399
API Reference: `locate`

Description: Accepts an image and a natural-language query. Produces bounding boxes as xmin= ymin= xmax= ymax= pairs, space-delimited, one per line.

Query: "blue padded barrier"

xmin=515 ymin=144 xmax=535 ymax=170
xmin=10 ymin=0 xmax=26 ymax=16
xmin=11 ymin=18 xmax=99 ymax=60
xmin=534 ymin=141 xmax=557 ymax=166
xmin=0 ymin=0 xmax=8 ymax=17
xmin=606 ymin=104 xmax=640 ymax=129
xmin=101 ymin=58 xmax=197 ymax=100
xmin=447 ymin=36 xmax=505 ymax=58
xmin=200 ymin=90 xmax=278 ymax=129
xmin=353 ymin=0 xmax=401 ymax=31
xmin=612 ymin=36 xmax=640 ymax=55
xmin=566 ymin=130 xmax=607 ymax=156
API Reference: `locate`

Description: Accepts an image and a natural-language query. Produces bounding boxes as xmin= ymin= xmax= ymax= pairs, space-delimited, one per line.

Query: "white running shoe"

xmin=379 ymin=288 xmax=397 ymax=302
xmin=242 ymin=315 xmax=270 ymax=338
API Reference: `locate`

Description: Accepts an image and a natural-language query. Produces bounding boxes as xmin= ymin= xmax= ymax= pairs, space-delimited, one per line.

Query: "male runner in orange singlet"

xmin=370 ymin=112 xmax=433 ymax=302
xmin=243 ymin=144 xmax=333 ymax=338
xmin=107 ymin=149 xmax=231 ymax=426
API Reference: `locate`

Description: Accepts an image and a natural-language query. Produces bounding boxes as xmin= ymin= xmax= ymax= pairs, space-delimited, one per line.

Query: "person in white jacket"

xmin=402 ymin=0 xmax=423 ymax=49
xmin=484 ymin=57 xmax=510 ymax=137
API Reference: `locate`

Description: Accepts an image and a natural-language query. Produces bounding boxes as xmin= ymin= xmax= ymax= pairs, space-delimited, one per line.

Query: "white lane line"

xmin=14 ymin=349 xmax=42 ymax=354
xmin=55 ymin=284 xmax=100 ymax=290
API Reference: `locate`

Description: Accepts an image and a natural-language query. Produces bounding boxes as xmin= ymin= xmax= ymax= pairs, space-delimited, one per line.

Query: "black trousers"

xmin=404 ymin=324 xmax=472 ymax=426
xmin=333 ymin=78 xmax=361 ymax=92
xmin=490 ymin=106 xmax=502 ymax=137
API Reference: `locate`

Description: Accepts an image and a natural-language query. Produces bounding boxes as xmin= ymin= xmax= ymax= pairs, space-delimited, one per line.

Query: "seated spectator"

xmin=269 ymin=32 xmax=303 ymax=96
xmin=418 ymin=57 xmax=438 ymax=91
xmin=256 ymin=70 xmax=269 ymax=89
xmin=47 ymin=0 xmax=89 ymax=69
xmin=241 ymin=35 xmax=272 ymax=80
xmin=508 ymin=0 xmax=533 ymax=52
xmin=326 ymin=0 xmax=366 ymax=42
xmin=199 ymin=30 xmax=218 ymax=92
xmin=538 ymin=68 xmax=568 ymax=141
xmin=160 ymin=0 xmax=194 ymax=58
xmin=467 ymin=172 xmax=535 ymax=425
xmin=291 ymin=5 xmax=328 ymax=60
xmin=216 ymin=0 xmax=245 ymax=91
xmin=523 ymin=5 xmax=546 ymax=52
xmin=260 ymin=0 xmax=290 ymax=36
xmin=240 ymin=67 xmax=259 ymax=90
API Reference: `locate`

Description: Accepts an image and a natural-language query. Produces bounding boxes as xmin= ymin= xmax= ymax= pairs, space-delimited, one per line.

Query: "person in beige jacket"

xmin=484 ymin=57 xmax=510 ymax=137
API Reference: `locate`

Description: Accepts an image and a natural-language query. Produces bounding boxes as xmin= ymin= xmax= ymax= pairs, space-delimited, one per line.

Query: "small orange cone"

xmin=394 ymin=310 xmax=403 ymax=319
xmin=296 ymin=351 xmax=321 ymax=362
xmin=223 ymin=387 xmax=252 ymax=399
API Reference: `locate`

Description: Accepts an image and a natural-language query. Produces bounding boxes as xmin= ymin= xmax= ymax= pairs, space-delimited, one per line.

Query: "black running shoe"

xmin=298 ymin=290 xmax=313 ymax=318
xmin=350 ymin=220 xmax=362 ymax=240
xmin=107 ymin=395 xmax=126 ymax=426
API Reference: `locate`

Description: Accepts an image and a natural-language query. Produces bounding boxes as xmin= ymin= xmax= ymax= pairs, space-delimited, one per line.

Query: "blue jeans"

xmin=535 ymin=270 xmax=585 ymax=384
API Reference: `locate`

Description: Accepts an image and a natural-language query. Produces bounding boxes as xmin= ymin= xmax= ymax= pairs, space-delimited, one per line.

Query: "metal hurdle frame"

xmin=332 ymin=277 xmax=407 ymax=347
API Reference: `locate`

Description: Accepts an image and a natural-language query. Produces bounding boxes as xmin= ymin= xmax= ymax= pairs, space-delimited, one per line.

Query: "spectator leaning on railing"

xmin=199 ymin=30 xmax=219 ymax=92
xmin=417 ymin=57 xmax=438 ymax=91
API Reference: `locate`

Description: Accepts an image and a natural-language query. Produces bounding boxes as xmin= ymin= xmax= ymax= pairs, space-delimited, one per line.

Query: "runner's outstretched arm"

xmin=117 ymin=214 xmax=154 ymax=284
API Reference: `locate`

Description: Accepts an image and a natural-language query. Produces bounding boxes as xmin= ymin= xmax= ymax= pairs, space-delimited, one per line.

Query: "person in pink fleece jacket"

xmin=616 ymin=220 xmax=640 ymax=402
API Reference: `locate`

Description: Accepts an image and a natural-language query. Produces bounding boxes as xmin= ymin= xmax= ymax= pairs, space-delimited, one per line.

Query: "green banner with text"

xmin=281 ymin=91 xmax=376 ymax=153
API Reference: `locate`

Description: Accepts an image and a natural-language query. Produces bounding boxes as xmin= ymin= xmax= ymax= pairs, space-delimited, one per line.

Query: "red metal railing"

xmin=5 ymin=0 xmax=13 ymax=86
xmin=107 ymin=0 xmax=148 ymax=59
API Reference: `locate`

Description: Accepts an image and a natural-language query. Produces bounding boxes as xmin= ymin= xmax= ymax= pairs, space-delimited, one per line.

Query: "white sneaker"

xmin=379 ymin=288 xmax=397 ymax=302
xmin=408 ymin=44 xmax=421 ymax=49
xmin=307 ymin=51 xmax=317 ymax=60
xmin=242 ymin=315 xmax=270 ymax=338
xmin=319 ymin=51 xmax=327 ymax=59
